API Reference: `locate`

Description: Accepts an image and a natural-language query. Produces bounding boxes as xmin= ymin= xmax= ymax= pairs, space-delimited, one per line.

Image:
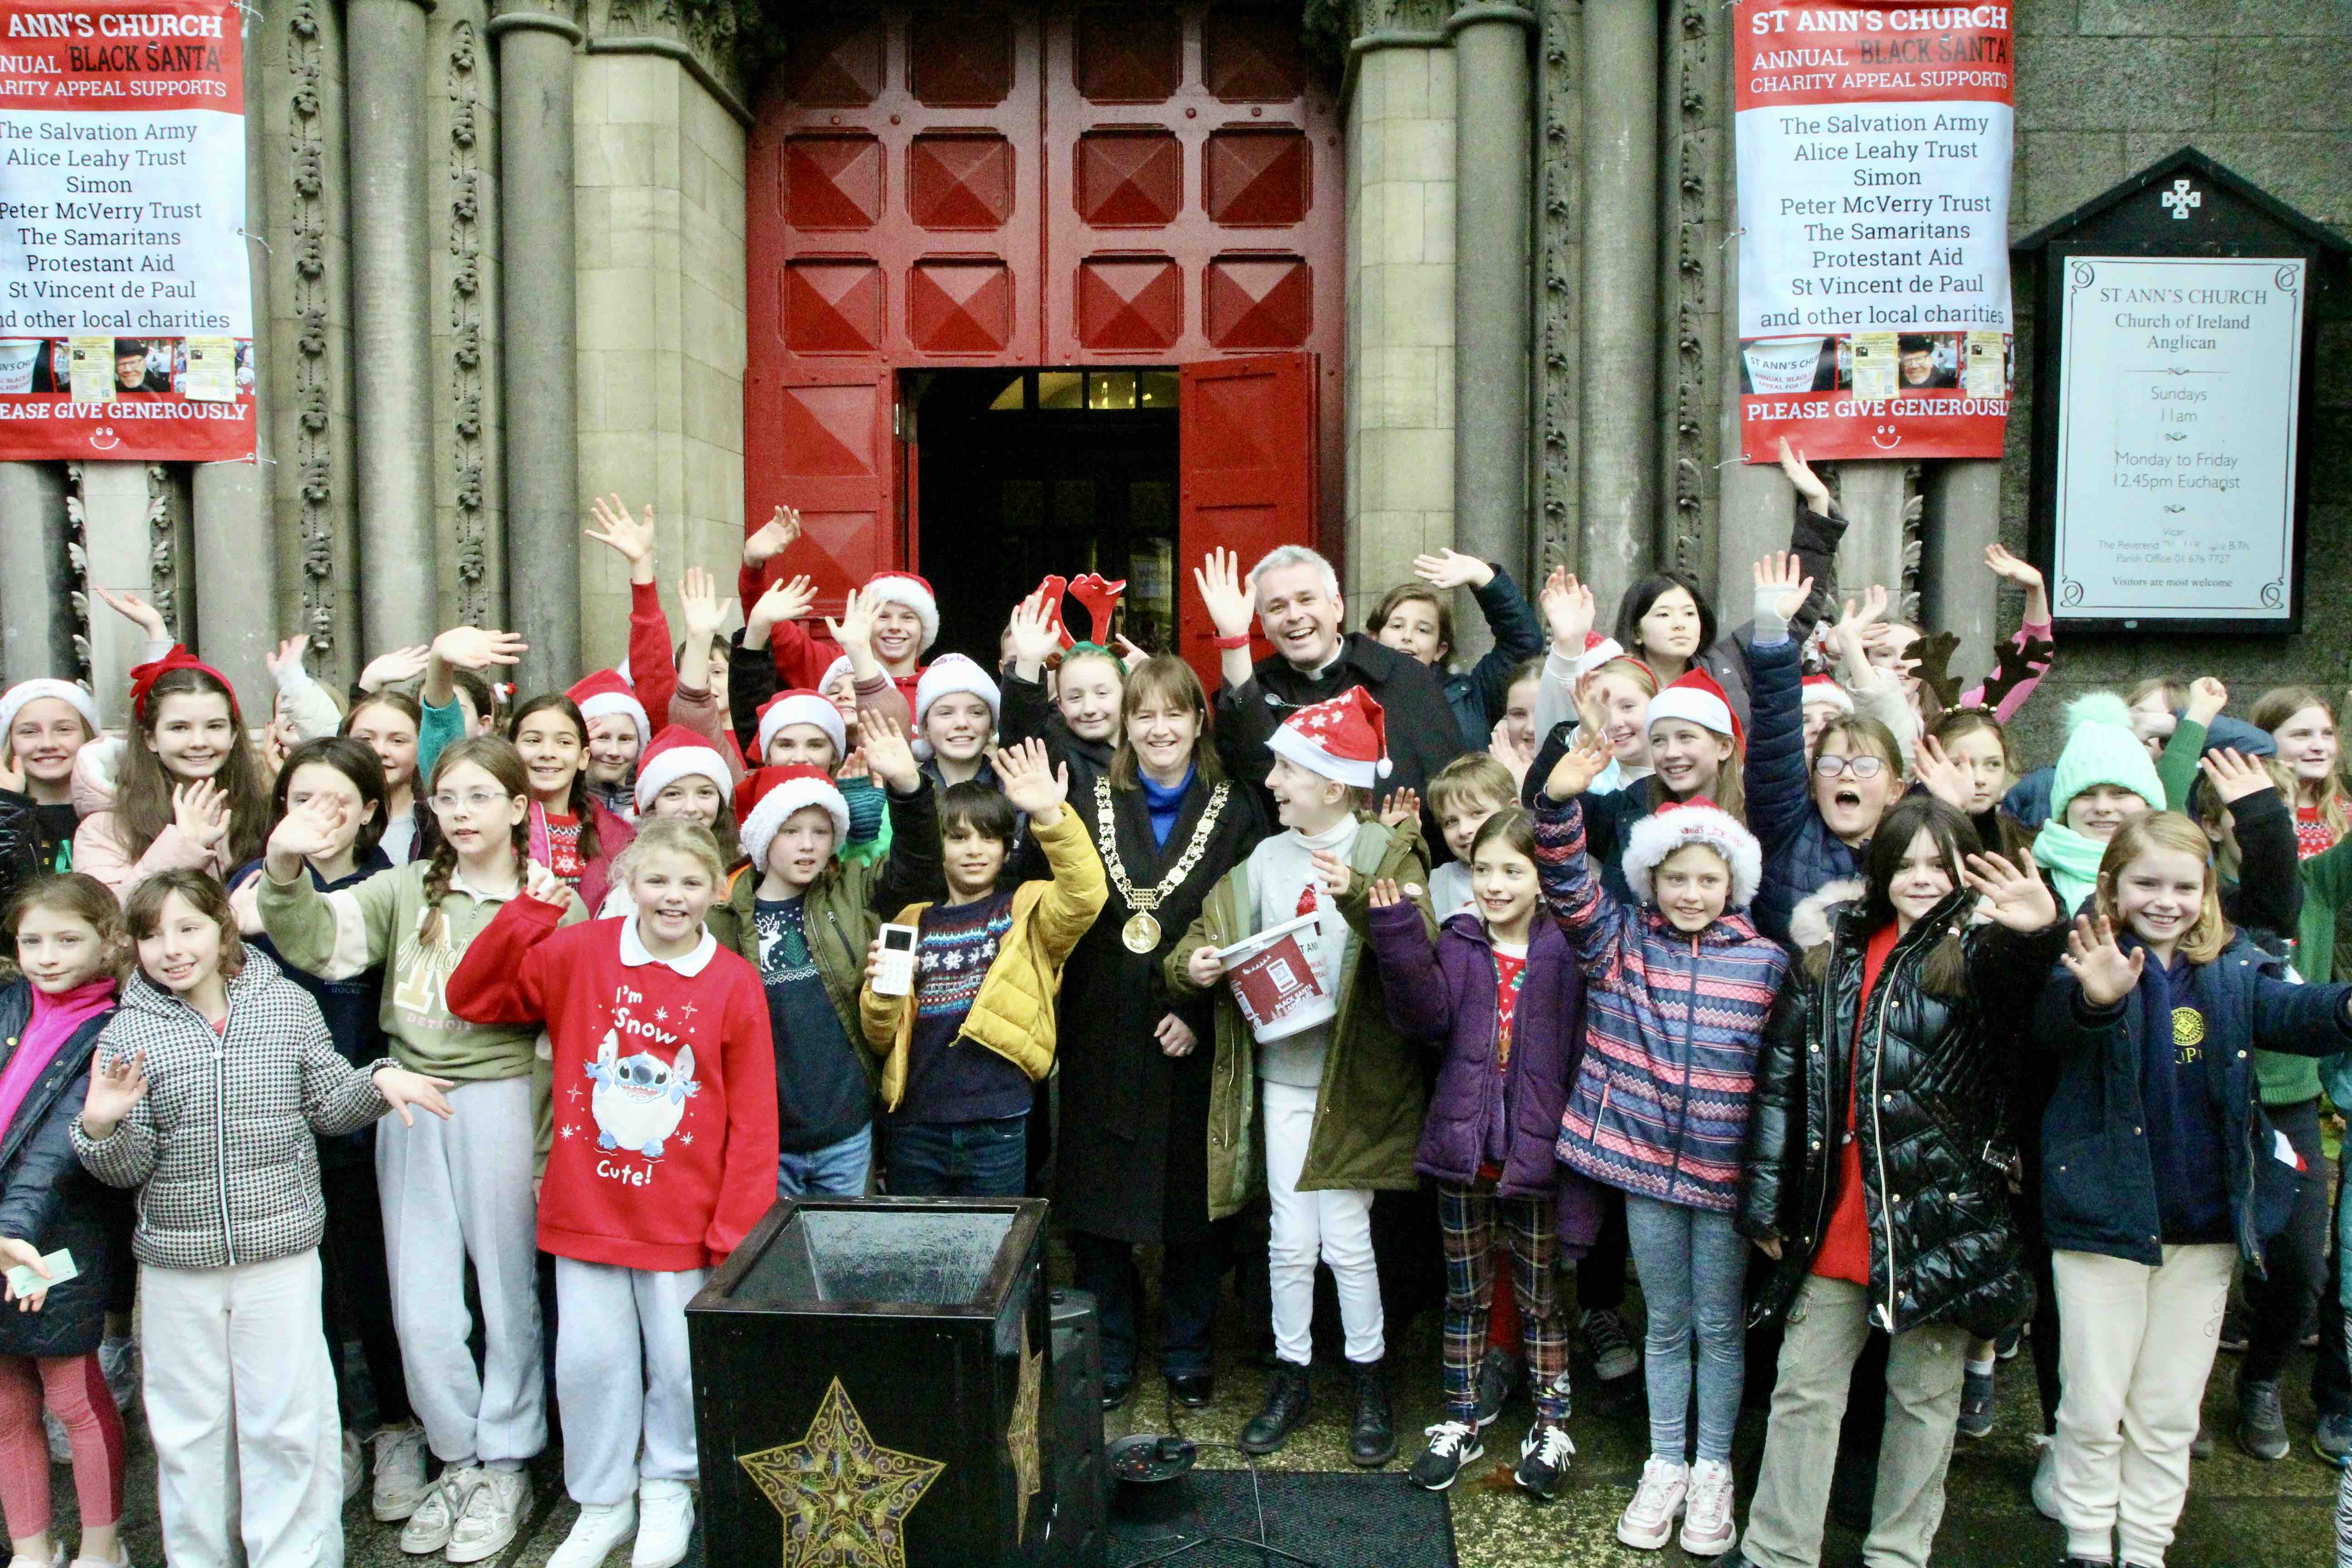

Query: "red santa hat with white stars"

xmin=1268 ymin=686 xmax=1391 ymax=790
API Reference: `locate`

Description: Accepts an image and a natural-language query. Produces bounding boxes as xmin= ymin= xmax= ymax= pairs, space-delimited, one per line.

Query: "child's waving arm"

xmin=257 ymin=822 xmax=406 ymax=981
xmin=2253 ymin=973 xmax=2352 ymax=1057
xmin=1364 ymin=881 xmax=1453 ymax=1044
xmin=1530 ymin=774 xmax=1627 ymax=981
xmin=444 ymin=863 xmax=576 ymax=1025
xmin=706 ymin=984 xmax=782 ymax=1262
xmin=69 ymin=1039 xmax=159 ymax=1189
xmin=994 ymin=740 xmax=1108 ymax=964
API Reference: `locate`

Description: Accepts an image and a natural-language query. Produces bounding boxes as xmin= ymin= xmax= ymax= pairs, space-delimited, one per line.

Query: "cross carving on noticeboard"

xmin=2161 ymin=178 xmax=2201 ymax=220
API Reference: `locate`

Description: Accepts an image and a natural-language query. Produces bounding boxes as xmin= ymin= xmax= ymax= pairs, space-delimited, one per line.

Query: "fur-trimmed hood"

xmin=1788 ymin=877 xmax=1866 ymax=954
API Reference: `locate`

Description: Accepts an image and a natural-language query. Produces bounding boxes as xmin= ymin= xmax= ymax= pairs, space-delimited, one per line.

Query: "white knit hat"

xmin=756 ymin=689 xmax=847 ymax=763
xmin=736 ymin=765 xmax=851 ymax=870
xmin=1620 ymin=797 xmax=1762 ymax=911
xmin=911 ymin=653 xmax=1000 ymax=761
xmin=863 ymin=571 xmax=940 ymax=652
xmin=632 ymin=725 xmax=733 ymax=813
xmin=0 ymin=679 xmax=99 ymax=742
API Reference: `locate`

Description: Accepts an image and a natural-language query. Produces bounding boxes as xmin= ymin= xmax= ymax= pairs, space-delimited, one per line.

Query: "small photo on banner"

xmin=1733 ymin=0 xmax=2016 ymax=461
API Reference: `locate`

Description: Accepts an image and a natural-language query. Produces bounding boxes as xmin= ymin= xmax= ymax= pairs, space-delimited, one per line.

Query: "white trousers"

xmin=141 ymin=1251 xmax=344 ymax=1568
xmin=554 ymin=1257 xmax=706 ymax=1505
xmin=2052 ymin=1243 xmax=2235 ymax=1568
xmin=1262 ymin=1080 xmax=1383 ymax=1365
xmin=377 ymin=1074 xmax=547 ymax=1468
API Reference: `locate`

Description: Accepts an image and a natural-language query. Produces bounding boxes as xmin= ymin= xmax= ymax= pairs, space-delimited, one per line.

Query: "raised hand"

xmin=858 ymin=709 xmax=921 ymax=795
xmin=825 ymin=584 xmax=877 ymax=667
xmin=266 ymin=796 xmax=340 ymax=879
xmin=677 ymin=567 xmax=730 ymax=642
xmin=2060 ymin=912 xmax=2144 ymax=1008
xmin=1154 ymin=1012 xmax=1198 ymax=1059
xmin=522 ymin=858 xmax=569 ymax=906
xmin=834 ymin=747 xmax=870 ymax=784
xmin=1983 ymin=542 xmax=2042 ymax=592
xmin=1776 ymin=436 xmax=1831 ymax=513
xmin=372 ymin=1067 xmax=458 ymax=1127
xmin=2186 ymin=676 xmax=2228 ymax=726
xmin=1004 ymin=590 xmax=1065 ymax=675
xmin=0 ymin=1236 xmax=50 ymax=1312
xmin=584 ymin=493 xmax=657 ymax=582
xmin=1911 ymin=733 xmax=1974 ymax=812
xmin=93 ymin=585 xmax=168 ymax=641
xmin=1111 ymin=633 xmax=1150 ymax=666
xmin=746 ymin=574 xmax=818 ymax=646
xmin=1830 ymin=585 xmax=1889 ymax=676
xmin=1960 ymin=845 xmax=2059 ymax=933
xmin=1540 ymin=567 xmax=1597 ymax=651
xmin=1752 ymin=550 xmax=1815 ymax=630
xmin=1367 ymin=877 xmax=1403 ymax=910
xmin=744 ymin=504 xmax=802 ymax=568
xmin=2200 ymin=747 xmax=2275 ymax=805
xmin=1572 ymin=668 xmax=1609 ymax=738
xmin=1377 ymin=787 xmax=1421 ymax=832
xmin=1541 ymin=730 xmax=1612 ymax=802
xmin=79 ymin=1049 xmax=148 ymax=1139
xmin=358 ymin=644 xmax=431 ymax=692
xmin=1192 ymin=547 xmax=1254 ymax=641
xmin=0 ymin=749 xmax=23 ymax=796
xmin=1411 ymin=549 xmax=1494 ymax=593
xmin=990 ymin=738 xmax=1070 ymax=823
xmin=171 ymin=780 xmax=228 ymax=855
xmin=431 ymin=625 xmax=528 ymax=672
xmin=264 ymin=635 xmax=310 ymax=680
xmin=1309 ymin=848 xmax=1355 ymax=901
xmin=1489 ymin=718 xmax=1533 ymax=791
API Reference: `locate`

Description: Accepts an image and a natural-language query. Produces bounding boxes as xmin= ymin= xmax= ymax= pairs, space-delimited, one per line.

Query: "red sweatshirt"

xmin=447 ymin=896 xmax=780 ymax=1271
xmin=735 ymin=562 xmax=923 ymax=710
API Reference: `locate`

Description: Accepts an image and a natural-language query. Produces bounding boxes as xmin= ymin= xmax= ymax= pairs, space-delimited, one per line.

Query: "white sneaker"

xmin=631 ymin=1480 xmax=694 ymax=1568
xmin=7 ymin=1540 xmax=65 ymax=1568
xmin=400 ymin=1466 xmax=477 ymax=1556
xmin=548 ymin=1499 xmax=636 ymax=1568
xmin=95 ymin=1338 xmax=135 ymax=1413
xmin=67 ymin=1540 xmax=127 ymax=1568
xmin=342 ymin=1428 xmax=364 ymax=1502
xmin=372 ymin=1424 xmax=432 ymax=1521
xmin=2030 ymin=1432 xmax=2061 ymax=1521
xmin=1679 ymin=1457 xmax=1736 ymax=1556
xmin=447 ymin=1467 xmax=531 ymax=1564
xmin=1615 ymin=1454 xmax=1688 ymax=1549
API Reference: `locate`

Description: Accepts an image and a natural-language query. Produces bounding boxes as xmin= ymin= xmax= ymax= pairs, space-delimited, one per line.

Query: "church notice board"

xmin=2021 ymin=151 xmax=2345 ymax=636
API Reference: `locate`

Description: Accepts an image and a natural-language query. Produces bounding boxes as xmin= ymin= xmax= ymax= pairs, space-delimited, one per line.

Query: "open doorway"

xmin=909 ymin=368 xmax=1179 ymax=660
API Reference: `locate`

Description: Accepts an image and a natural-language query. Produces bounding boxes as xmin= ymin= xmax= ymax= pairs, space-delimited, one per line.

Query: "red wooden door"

xmin=1177 ymin=351 xmax=1316 ymax=691
xmin=740 ymin=369 xmax=898 ymax=606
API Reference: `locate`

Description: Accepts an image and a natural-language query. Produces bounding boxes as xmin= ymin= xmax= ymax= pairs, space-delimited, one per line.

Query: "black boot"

xmin=1239 ymin=1360 xmax=1313 ymax=1455
xmin=1347 ymin=1356 xmax=1396 ymax=1467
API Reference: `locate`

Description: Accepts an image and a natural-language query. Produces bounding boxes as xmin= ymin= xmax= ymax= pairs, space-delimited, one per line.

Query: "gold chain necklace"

xmin=1095 ymin=774 xmax=1229 ymax=953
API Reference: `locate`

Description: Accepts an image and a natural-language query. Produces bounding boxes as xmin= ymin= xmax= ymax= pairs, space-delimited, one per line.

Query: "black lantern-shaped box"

xmin=688 ymin=1197 xmax=1052 ymax=1567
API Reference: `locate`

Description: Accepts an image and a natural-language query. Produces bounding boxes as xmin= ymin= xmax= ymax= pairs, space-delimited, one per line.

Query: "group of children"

xmin=0 ymin=469 xmax=2344 ymax=1568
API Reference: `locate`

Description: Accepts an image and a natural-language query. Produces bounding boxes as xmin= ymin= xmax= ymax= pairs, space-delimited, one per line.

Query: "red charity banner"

xmin=0 ymin=0 xmax=255 ymax=462
xmin=1733 ymin=2 xmax=2016 ymax=463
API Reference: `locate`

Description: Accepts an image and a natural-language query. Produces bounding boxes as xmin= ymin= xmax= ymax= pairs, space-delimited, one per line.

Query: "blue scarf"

xmin=1140 ymin=765 xmax=1196 ymax=850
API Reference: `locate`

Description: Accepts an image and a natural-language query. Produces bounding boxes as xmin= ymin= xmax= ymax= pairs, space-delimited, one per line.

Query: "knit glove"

xmin=1751 ymin=583 xmax=1792 ymax=647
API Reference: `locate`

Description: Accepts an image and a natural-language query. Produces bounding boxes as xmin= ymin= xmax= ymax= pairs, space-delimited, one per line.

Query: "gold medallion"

xmin=1122 ymin=911 xmax=1162 ymax=953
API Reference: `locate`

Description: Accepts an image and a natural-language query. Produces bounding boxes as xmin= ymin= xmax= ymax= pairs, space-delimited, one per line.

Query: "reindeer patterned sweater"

xmin=449 ymin=897 xmax=780 ymax=1272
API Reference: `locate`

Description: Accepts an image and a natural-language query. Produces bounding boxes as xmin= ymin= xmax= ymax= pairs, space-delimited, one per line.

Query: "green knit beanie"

xmin=2048 ymin=691 xmax=2164 ymax=821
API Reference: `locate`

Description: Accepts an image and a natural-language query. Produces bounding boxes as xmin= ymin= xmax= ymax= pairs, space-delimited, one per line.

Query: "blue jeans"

xmin=1070 ymin=1228 xmax=1226 ymax=1382
xmin=1623 ymin=1191 xmax=1747 ymax=1464
xmin=778 ymin=1125 xmax=873 ymax=1199
xmin=885 ymin=1114 xmax=1028 ymax=1198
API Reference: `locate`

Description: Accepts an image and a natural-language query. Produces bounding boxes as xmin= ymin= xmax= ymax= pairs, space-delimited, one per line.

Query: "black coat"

xmin=1050 ymin=762 xmax=1267 ymax=1244
xmin=0 ymin=980 xmax=121 ymax=1359
xmin=1740 ymin=889 xmax=2065 ymax=1339
xmin=1214 ymin=632 xmax=1464 ymax=857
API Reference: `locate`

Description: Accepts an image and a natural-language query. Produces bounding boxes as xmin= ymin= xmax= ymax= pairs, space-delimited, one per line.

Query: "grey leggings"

xmin=1624 ymin=1191 xmax=1749 ymax=1464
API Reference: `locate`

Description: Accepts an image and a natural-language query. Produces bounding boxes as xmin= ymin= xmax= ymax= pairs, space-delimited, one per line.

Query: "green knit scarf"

xmin=2031 ymin=819 xmax=2108 ymax=916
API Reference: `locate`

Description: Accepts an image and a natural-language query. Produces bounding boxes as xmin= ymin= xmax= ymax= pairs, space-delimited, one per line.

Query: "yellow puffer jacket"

xmin=863 ymin=807 xmax=1107 ymax=1110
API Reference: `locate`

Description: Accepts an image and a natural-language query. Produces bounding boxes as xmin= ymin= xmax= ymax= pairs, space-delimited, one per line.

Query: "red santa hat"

xmin=566 ymin=669 xmax=650 ymax=749
xmin=911 ymin=653 xmax=1000 ymax=760
xmin=0 ymin=678 xmax=100 ymax=740
xmin=1620 ymin=795 xmax=1762 ymax=911
xmin=862 ymin=570 xmax=940 ymax=652
xmin=632 ymin=725 xmax=733 ymax=813
xmin=736 ymin=764 xmax=851 ymax=870
xmin=1645 ymin=666 xmax=1740 ymax=746
xmin=817 ymin=654 xmax=856 ymax=696
xmin=1800 ymin=673 xmax=1855 ymax=717
xmin=1267 ymin=686 xmax=1391 ymax=790
xmin=756 ymin=689 xmax=847 ymax=763
xmin=128 ymin=645 xmax=239 ymax=725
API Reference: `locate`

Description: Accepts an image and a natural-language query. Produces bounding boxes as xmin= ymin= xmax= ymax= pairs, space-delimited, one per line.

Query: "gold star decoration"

xmin=1006 ymin=1318 xmax=1043 ymax=1540
xmin=738 ymin=1377 xmax=946 ymax=1568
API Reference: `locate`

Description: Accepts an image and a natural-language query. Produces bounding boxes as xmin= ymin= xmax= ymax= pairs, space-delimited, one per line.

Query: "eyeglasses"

xmin=1813 ymin=755 xmax=1887 ymax=780
xmin=430 ymin=790 xmax=509 ymax=813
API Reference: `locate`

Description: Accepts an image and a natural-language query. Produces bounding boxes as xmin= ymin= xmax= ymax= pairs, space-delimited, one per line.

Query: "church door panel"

xmin=1177 ymin=351 xmax=1317 ymax=693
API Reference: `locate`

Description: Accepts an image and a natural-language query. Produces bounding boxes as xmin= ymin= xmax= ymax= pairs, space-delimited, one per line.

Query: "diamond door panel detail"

xmin=909 ymin=133 xmax=1014 ymax=230
xmin=1205 ymin=257 xmax=1310 ymax=349
xmin=910 ymin=10 xmax=1014 ymax=106
xmin=1076 ymin=258 xmax=1181 ymax=351
xmin=1076 ymin=7 xmax=1180 ymax=103
xmin=1201 ymin=6 xmax=1303 ymax=102
xmin=784 ymin=16 xmax=885 ymax=107
xmin=785 ymin=261 xmax=885 ymax=354
xmin=910 ymin=260 xmax=1013 ymax=354
xmin=1204 ymin=129 xmax=1308 ymax=227
xmin=782 ymin=135 xmax=883 ymax=230
xmin=1075 ymin=131 xmax=1182 ymax=228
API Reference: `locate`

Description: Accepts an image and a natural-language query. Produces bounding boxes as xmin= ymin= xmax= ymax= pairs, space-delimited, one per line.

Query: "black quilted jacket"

xmin=1739 ymin=886 xmax=2065 ymax=1339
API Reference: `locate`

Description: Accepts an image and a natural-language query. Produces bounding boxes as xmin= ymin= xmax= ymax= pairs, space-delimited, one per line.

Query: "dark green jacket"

xmin=1165 ymin=817 xmax=1433 ymax=1220
xmin=713 ymin=781 xmax=942 ymax=1093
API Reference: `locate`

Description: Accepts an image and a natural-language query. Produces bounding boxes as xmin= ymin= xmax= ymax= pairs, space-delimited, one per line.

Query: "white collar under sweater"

xmin=619 ymin=914 xmax=718 ymax=977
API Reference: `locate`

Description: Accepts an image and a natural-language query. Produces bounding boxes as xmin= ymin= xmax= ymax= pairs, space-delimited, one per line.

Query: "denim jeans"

xmin=885 ymin=1114 xmax=1028 ymax=1198
xmin=1070 ymin=1229 xmax=1225 ymax=1381
xmin=1624 ymin=1191 xmax=1748 ymax=1464
xmin=777 ymin=1124 xmax=873 ymax=1199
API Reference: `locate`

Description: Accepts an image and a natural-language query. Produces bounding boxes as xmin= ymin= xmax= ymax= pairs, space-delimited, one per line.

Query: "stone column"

xmin=492 ymin=5 xmax=583 ymax=691
xmin=193 ymin=0 xmax=281 ymax=704
xmin=1833 ymin=462 xmax=1911 ymax=608
xmin=347 ymin=0 xmax=439 ymax=651
xmin=1578 ymin=0 xmax=1657 ymax=620
xmin=1921 ymin=461 xmax=2004 ymax=681
xmin=1447 ymin=4 xmax=1534 ymax=661
xmin=79 ymin=464 xmax=154 ymax=728
xmin=0 ymin=465 xmax=74 ymax=685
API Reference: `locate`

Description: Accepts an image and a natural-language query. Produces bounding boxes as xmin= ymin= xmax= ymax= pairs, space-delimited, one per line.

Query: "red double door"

xmin=744 ymin=4 xmax=1343 ymax=688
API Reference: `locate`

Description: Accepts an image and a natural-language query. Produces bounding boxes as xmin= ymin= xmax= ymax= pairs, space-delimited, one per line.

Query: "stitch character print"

xmin=585 ymin=1027 xmax=701 ymax=1158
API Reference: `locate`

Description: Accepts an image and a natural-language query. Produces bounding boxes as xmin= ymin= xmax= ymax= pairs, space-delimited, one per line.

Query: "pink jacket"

xmin=69 ymin=739 xmax=233 ymax=901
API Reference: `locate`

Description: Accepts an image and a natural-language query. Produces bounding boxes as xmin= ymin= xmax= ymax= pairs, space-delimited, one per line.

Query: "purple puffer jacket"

xmin=1366 ymin=903 xmax=1604 ymax=1256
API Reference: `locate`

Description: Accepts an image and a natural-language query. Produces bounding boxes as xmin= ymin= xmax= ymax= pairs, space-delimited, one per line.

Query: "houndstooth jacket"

xmin=71 ymin=948 xmax=396 ymax=1271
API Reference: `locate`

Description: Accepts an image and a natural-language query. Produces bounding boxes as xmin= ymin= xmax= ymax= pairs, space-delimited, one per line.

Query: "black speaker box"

xmin=1029 ymin=1286 xmax=1106 ymax=1567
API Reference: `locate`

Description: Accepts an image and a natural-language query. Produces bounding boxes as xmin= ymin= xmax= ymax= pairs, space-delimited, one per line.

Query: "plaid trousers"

xmin=1438 ymin=1181 xmax=1568 ymax=1424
